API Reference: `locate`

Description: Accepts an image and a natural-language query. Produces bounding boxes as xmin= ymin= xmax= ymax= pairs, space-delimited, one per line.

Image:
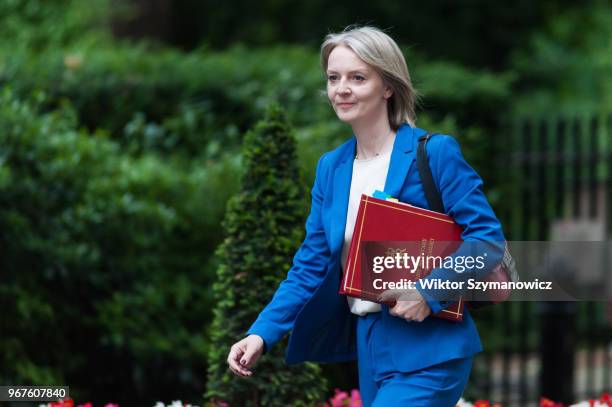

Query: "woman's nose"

xmin=337 ymin=80 xmax=351 ymax=95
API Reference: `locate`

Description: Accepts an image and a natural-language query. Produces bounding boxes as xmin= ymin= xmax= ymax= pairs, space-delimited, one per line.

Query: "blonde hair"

xmin=320 ymin=25 xmax=419 ymax=129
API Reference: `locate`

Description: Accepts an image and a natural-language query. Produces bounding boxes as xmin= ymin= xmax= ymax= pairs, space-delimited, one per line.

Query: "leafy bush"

xmin=0 ymin=0 xmax=111 ymax=51
xmin=205 ymin=105 xmax=327 ymax=406
xmin=0 ymin=42 xmax=513 ymax=168
xmin=0 ymin=88 xmax=239 ymax=404
xmin=510 ymin=3 xmax=612 ymax=116
xmin=0 ymin=43 xmax=332 ymax=147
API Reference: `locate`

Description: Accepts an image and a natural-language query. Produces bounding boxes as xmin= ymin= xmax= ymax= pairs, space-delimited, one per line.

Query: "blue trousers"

xmin=357 ymin=312 xmax=473 ymax=407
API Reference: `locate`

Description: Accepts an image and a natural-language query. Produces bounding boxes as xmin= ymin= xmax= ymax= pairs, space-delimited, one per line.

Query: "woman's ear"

xmin=383 ymin=86 xmax=393 ymax=100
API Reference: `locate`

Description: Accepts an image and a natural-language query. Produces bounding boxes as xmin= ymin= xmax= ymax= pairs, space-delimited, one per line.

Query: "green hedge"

xmin=1 ymin=44 xmax=333 ymax=149
xmin=0 ymin=42 xmax=513 ymax=164
xmin=0 ymin=89 xmax=239 ymax=404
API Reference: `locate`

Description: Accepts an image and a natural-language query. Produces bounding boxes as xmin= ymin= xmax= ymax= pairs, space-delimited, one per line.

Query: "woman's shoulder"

xmin=417 ymin=129 xmax=478 ymax=181
xmin=420 ymin=129 xmax=460 ymax=149
xmin=396 ymin=123 xmax=461 ymax=157
xmin=317 ymin=136 xmax=356 ymax=168
xmin=422 ymin=131 xmax=464 ymax=162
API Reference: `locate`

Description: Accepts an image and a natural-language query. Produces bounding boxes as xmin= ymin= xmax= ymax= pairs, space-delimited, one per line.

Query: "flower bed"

xmin=38 ymin=391 xmax=612 ymax=407
xmin=457 ymin=393 xmax=611 ymax=407
xmin=38 ymin=399 xmax=198 ymax=407
xmin=323 ymin=389 xmax=612 ymax=407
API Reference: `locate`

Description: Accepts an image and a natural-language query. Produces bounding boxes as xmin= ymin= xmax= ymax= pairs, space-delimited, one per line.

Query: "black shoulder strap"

xmin=416 ymin=132 xmax=445 ymax=213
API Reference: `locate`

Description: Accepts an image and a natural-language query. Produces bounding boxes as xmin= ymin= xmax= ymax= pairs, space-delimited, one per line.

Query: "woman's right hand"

xmin=227 ymin=334 xmax=265 ymax=377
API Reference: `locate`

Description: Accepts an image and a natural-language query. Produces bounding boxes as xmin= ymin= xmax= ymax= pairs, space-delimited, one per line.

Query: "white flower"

xmin=570 ymin=402 xmax=610 ymax=407
xmin=455 ymin=398 xmax=474 ymax=407
xmin=152 ymin=401 xmax=199 ymax=407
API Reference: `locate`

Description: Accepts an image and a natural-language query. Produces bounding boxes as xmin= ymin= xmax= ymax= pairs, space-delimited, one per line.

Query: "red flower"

xmin=539 ymin=397 xmax=563 ymax=407
xmin=599 ymin=392 xmax=611 ymax=405
xmin=329 ymin=388 xmax=349 ymax=407
xmin=51 ymin=398 xmax=74 ymax=407
xmin=349 ymin=389 xmax=362 ymax=407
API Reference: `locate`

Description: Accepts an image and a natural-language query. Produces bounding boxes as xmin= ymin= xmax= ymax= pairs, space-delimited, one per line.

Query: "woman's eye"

xmin=327 ymin=74 xmax=364 ymax=82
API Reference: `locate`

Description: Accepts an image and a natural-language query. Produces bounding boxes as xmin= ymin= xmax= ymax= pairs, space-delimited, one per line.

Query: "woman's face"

xmin=326 ymin=45 xmax=392 ymax=126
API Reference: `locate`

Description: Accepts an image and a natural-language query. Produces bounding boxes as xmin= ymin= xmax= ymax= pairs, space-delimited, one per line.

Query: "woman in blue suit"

xmin=227 ymin=25 xmax=505 ymax=406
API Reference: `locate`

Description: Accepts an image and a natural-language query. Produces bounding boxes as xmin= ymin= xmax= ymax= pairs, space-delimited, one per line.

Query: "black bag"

xmin=416 ymin=132 xmax=518 ymax=308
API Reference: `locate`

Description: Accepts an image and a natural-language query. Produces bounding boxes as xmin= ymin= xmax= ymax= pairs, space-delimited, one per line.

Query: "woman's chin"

xmin=335 ymin=111 xmax=359 ymax=124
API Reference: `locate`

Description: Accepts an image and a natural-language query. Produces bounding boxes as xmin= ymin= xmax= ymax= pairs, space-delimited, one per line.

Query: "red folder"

xmin=339 ymin=194 xmax=465 ymax=322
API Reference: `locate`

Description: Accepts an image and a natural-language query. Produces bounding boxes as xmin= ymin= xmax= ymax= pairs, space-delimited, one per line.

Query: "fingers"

xmin=379 ymin=288 xmax=420 ymax=302
xmin=389 ymin=304 xmax=413 ymax=321
xmin=240 ymin=348 xmax=255 ymax=368
xmin=388 ymin=303 xmax=399 ymax=316
xmin=227 ymin=342 xmax=253 ymax=377
xmin=388 ymin=302 xmax=406 ymax=319
xmin=410 ymin=313 xmax=426 ymax=322
xmin=378 ymin=288 xmax=400 ymax=302
xmin=243 ymin=335 xmax=264 ymax=367
xmin=388 ymin=300 xmax=430 ymax=322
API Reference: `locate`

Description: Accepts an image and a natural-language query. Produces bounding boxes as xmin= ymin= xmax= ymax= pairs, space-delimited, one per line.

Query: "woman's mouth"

xmin=337 ymin=103 xmax=355 ymax=109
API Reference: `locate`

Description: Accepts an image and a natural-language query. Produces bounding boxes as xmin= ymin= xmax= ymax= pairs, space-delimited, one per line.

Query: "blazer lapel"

xmin=384 ymin=124 xmax=418 ymax=198
xmin=330 ymin=137 xmax=356 ymax=256
xmin=328 ymin=125 xmax=421 ymax=257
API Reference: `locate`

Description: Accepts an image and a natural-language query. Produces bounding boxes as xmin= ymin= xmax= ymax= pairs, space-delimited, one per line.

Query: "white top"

xmin=340 ymin=148 xmax=393 ymax=315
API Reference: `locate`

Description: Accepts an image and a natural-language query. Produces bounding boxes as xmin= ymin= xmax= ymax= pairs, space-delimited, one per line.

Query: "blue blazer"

xmin=247 ymin=124 xmax=505 ymax=371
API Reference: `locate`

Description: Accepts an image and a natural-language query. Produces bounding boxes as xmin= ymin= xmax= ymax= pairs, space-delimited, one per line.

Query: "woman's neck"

xmin=352 ymin=119 xmax=396 ymax=160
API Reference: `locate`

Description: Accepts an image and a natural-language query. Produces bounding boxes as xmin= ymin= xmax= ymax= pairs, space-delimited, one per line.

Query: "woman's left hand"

xmin=378 ymin=288 xmax=431 ymax=322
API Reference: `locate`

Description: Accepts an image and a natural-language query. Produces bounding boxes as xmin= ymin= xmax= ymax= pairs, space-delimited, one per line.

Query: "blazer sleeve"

xmin=415 ymin=135 xmax=506 ymax=313
xmin=246 ymin=153 xmax=332 ymax=352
